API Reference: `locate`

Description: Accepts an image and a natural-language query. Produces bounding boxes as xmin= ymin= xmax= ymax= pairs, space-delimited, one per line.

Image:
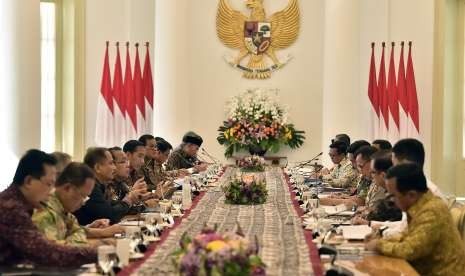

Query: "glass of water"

xmin=313 ymin=207 xmax=327 ymax=221
xmin=98 ymin=245 xmax=116 ymax=274
xmin=172 ymin=192 xmax=183 ymax=211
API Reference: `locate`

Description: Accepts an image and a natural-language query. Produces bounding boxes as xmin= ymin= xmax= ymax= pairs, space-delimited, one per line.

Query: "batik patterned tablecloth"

xmin=127 ymin=167 xmax=317 ymax=276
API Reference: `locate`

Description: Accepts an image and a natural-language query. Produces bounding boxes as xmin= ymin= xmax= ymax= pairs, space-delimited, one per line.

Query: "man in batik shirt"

xmin=33 ymin=162 xmax=124 ymax=246
xmin=0 ymin=150 xmax=96 ymax=267
xmin=366 ymin=164 xmax=465 ymax=276
xmin=320 ymin=141 xmax=358 ymax=188
xmin=166 ymin=131 xmax=207 ymax=173
xmin=107 ymin=146 xmax=153 ymax=211
xmin=139 ymin=135 xmax=182 ymax=190
xmin=123 ymin=140 xmax=146 ymax=187
xmin=352 ymin=150 xmax=401 ymax=225
xmin=320 ymin=146 xmax=379 ymax=208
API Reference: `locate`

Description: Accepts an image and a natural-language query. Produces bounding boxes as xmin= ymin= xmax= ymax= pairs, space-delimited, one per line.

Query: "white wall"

xmin=0 ymin=0 xmax=40 ymax=190
xmin=84 ymin=0 xmax=436 ymax=176
xmin=320 ymin=0 xmax=434 ymax=175
xmin=358 ymin=0 xmax=435 ymax=175
xmin=153 ymin=0 xmax=192 ymax=145
xmin=0 ymin=0 xmax=439 ymax=190
xmin=153 ymin=0 xmax=325 ymax=163
xmin=321 ymin=0 xmax=363 ymax=165
xmin=85 ymin=0 xmax=155 ymax=149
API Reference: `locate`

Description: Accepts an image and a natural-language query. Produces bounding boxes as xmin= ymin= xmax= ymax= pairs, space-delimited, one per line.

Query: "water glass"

xmin=98 ymin=245 xmax=116 ymax=274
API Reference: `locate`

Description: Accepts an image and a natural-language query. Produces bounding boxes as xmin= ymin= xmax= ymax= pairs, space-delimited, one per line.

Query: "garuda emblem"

xmin=217 ymin=0 xmax=300 ymax=79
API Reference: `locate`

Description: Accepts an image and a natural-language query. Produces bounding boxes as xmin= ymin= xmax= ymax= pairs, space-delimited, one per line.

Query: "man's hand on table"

xmin=178 ymin=169 xmax=189 ymax=177
xmin=145 ymin=198 xmax=159 ymax=208
xmin=86 ymin=223 xmax=125 ymax=240
xmin=132 ymin=177 xmax=147 ymax=189
xmin=100 ymin=224 xmax=125 ymax=237
xmin=194 ymin=163 xmax=208 ymax=173
xmin=320 ymin=167 xmax=330 ymax=176
xmin=351 ymin=215 xmax=368 ymax=225
xmin=365 ymin=237 xmax=380 ymax=251
xmin=153 ymin=181 xmax=175 ymax=199
xmin=87 ymin=218 xmax=110 ymax=229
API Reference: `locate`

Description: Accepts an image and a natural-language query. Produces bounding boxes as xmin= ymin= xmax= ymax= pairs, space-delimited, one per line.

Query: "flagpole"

xmin=372 ymin=42 xmax=378 ymax=141
xmin=370 ymin=42 xmax=379 ymax=141
xmin=379 ymin=42 xmax=388 ymax=139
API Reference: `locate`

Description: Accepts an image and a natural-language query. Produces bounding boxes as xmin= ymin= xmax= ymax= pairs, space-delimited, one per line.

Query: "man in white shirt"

xmin=374 ymin=138 xmax=446 ymax=236
xmin=391 ymin=139 xmax=445 ymax=201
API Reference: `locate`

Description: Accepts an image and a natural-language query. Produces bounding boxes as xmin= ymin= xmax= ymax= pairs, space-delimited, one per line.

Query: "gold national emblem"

xmin=216 ymin=0 xmax=300 ymax=79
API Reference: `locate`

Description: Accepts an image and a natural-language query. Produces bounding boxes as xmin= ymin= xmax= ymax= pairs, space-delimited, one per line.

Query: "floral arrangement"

xmin=237 ymin=155 xmax=265 ymax=172
xmin=217 ymin=88 xmax=305 ymax=157
xmin=173 ymin=225 xmax=266 ymax=276
xmin=223 ymin=175 xmax=267 ymax=205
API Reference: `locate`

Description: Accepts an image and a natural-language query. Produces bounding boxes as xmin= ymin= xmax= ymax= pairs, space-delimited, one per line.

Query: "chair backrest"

xmin=450 ymin=204 xmax=465 ymax=248
xmin=460 ymin=208 xmax=465 ymax=245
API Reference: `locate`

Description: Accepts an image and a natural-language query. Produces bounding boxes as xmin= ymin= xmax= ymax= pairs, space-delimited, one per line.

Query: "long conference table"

xmin=114 ymin=167 xmax=418 ymax=276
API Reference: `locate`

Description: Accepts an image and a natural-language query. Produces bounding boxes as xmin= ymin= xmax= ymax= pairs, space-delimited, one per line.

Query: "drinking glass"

xmin=98 ymin=245 xmax=116 ymax=274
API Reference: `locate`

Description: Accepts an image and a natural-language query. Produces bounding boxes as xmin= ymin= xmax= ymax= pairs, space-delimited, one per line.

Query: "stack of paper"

xmin=322 ymin=204 xmax=347 ymax=215
xmin=340 ymin=225 xmax=372 ymax=240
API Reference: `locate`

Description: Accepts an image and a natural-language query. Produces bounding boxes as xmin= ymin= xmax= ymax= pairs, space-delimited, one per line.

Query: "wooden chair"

xmin=450 ymin=203 xmax=465 ymax=248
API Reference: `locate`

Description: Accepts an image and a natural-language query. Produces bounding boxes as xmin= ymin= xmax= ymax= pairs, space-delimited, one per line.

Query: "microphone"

xmin=318 ymin=244 xmax=354 ymax=276
xmin=198 ymin=149 xmax=214 ymax=164
xmin=294 ymin=152 xmax=323 ymax=169
xmin=201 ymin=148 xmax=221 ymax=164
xmin=197 ymin=151 xmax=212 ymax=164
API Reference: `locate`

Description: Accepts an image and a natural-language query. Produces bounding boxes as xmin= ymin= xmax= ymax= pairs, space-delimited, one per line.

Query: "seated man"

xmin=165 ymin=131 xmax=207 ymax=172
xmin=372 ymin=139 xmax=392 ymax=150
xmin=74 ymin=147 xmax=146 ymax=225
xmin=33 ymin=162 xmax=124 ymax=246
xmin=0 ymin=149 xmax=96 ymax=267
xmin=352 ymin=150 xmax=402 ymax=225
xmin=333 ymin=133 xmax=351 ymax=147
xmin=366 ymin=163 xmax=465 ymax=275
xmin=347 ymin=140 xmax=370 ymax=168
xmin=392 ymin=138 xmax=445 ymax=201
xmin=320 ymin=140 xmax=358 ymax=188
xmin=108 ymin=147 xmax=131 ymax=201
xmin=51 ymin=151 xmax=72 ymax=177
xmin=320 ymin=146 xmax=378 ymax=208
xmin=123 ymin=140 xmax=146 ymax=186
xmin=141 ymin=137 xmax=183 ymax=199
xmin=139 ymin=135 xmax=187 ymax=192
xmin=108 ymin=147 xmax=154 ymax=208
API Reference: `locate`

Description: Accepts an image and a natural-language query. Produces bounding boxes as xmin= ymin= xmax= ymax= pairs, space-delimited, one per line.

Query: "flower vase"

xmin=248 ymin=145 xmax=267 ymax=156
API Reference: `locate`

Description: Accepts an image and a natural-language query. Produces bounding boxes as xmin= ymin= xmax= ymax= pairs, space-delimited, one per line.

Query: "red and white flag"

xmin=397 ymin=42 xmax=409 ymax=138
xmin=142 ymin=43 xmax=154 ymax=134
xmin=124 ymin=43 xmax=137 ymax=140
xmin=387 ymin=42 xmax=400 ymax=142
xmin=378 ymin=43 xmax=389 ymax=139
xmin=133 ymin=44 xmax=146 ymax=136
xmin=113 ymin=43 xmax=126 ymax=146
xmin=95 ymin=42 xmax=115 ymax=146
xmin=368 ymin=43 xmax=380 ymax=141
xmin=406 ymin=42 xmax=420 ymax=137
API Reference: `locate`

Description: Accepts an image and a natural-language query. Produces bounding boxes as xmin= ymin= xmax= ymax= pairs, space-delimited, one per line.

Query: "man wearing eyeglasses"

xmin=0 ymin=150 xmax=96 ymax=267
xmin=32 ymin=162 xmax=124 ymax=246
xmin=320 ymin=145 xmax=379 ymax=208
xmin=320 ymin=140 xmax=358 ymax=188
xmin=139 ymin=135 xmax=188 ymax=195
